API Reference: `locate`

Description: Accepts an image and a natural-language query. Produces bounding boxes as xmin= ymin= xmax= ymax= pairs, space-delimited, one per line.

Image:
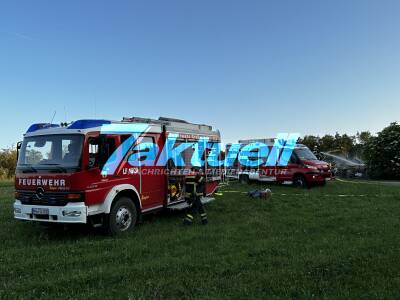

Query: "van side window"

xmin=290 ymin=153 xmax=298 ymax=164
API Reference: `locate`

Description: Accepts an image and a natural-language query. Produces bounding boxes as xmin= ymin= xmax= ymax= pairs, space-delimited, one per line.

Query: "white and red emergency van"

xmin=14 ymin=117 xmax=221 ymax=234
xmin=226 ymin=138 xmax=332 ymax=188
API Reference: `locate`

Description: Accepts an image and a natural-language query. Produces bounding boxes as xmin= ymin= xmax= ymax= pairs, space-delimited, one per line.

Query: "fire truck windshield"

xmin=17 ymin=134 xmax=84 ymax=171
xmin=294 ymin=147 xmax=318 ymax=161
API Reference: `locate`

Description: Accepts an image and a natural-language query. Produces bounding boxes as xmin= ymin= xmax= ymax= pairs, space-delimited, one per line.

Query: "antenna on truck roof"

xmin=50 ymin=110 xmax=56 ymax=124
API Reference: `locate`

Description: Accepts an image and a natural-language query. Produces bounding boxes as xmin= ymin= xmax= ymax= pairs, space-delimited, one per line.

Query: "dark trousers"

xmin=187 ymin=194 xmax=205 ymax=215
xmin=184 ymin=194 xmax=207 ymax=224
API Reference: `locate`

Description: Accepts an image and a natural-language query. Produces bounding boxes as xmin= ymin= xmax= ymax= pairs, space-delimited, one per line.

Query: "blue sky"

xmin=1 ymin=0 xmax=399 ymax=148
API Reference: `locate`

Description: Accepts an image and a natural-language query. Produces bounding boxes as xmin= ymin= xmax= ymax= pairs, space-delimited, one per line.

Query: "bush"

xmin=0 ymin=148 xmax=17 ymax=179
xmin=364 ymin=122 xmax=400 ymax=179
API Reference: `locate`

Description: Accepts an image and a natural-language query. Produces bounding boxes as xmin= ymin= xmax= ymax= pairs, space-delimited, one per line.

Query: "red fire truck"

xmin=226 ymin=138 xmax=332 ymax=188
xmin=14 ymin=117 xmax=221 ymax=234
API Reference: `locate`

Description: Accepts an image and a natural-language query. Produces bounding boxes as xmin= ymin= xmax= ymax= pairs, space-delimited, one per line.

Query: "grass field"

xmin=1 ymin=180 xmax=400 ymax=299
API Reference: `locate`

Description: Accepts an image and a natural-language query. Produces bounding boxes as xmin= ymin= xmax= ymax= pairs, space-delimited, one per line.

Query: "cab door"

xmin=83 ymin=134 xmax=119 ymax=206
xmin=276 ymin=153 xmax=300 ymax=182
xmin=134 ymin=134 xmax=166 ymax=209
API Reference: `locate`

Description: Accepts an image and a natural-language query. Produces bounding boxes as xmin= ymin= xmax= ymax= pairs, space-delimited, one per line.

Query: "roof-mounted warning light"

xmin=26 ymin=123 xmax=60 ymax=133
xmin=67 ymin=119 xmax=111 ymax=129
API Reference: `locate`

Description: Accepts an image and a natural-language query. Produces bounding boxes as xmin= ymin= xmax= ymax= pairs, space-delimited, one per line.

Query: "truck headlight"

xmin=14 ymin=208 xmax=21 ymax=214
xmin=305 ymin=165 xmax=318 ymax=170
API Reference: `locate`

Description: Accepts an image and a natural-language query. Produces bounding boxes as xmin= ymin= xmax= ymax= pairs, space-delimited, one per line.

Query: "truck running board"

xmin=167 ymin=197 xmax=215 ymax=211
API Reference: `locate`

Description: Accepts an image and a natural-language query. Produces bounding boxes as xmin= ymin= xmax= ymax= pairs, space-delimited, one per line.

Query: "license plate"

xmin=32 ymin=208 xmax=49 ymax=215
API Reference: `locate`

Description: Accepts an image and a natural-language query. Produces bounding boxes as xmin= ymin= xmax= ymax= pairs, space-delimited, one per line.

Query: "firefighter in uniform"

xmin=183 ymin=169 xmax=208 ymax=225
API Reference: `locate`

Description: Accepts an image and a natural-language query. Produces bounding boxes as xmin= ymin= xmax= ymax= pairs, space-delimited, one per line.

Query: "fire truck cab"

xmin=14 ymin=117 xmax=221 ymax=234
xmin=226 ymin=138 xmax=332 ymax=188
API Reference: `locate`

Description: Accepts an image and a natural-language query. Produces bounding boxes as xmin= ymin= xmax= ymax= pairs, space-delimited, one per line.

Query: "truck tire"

xmin=293 ymin=175 xmax=308 ymax=188
xmin=239 ymin=174 xmax=249 ymax=184
xmin=107 ymin=197 xmax=137 ymax=235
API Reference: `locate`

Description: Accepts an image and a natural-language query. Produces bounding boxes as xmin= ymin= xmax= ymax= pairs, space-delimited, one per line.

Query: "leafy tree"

xmin=364 ymin=122 xmax=400 ymax=179
xmin=300 ymin=135 xmax=319 ymax=151
xmin=357 ymin=131 xmax=372 ymax=145
xmin=353 ymin=131 xmax=372 ymax=159
xmin=0 ymin=149 xmax=17 ymax=179
xmin=319 ymin=135 xmax=336 ymax=152
xmin=339 ymin=134 xmax=356 ymax=156
xmin=301 ymin=133 xmax=356 ymax=156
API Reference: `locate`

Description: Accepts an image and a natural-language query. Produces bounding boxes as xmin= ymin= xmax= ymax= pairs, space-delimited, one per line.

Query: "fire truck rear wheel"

xmin=107 ymin=197 xmax=137 ymax=235
xmin=293 ymin=175 xmax=308 ymax=188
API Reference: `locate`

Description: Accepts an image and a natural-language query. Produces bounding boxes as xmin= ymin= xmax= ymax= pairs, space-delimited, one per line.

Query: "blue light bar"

xmin=26 ymin=123 xmax=60 ymax=133
xmin=68 ymin=119 xmax=111 ymax=129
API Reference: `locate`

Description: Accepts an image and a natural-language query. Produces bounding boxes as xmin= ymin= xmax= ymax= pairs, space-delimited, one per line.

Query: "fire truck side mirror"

xmin=16 ymin=141 xmax=22 ymax=161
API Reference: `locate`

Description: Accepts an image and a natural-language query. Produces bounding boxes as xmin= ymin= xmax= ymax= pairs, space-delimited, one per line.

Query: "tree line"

xmin=300 ymin=131 xmax=372 ymax=159
xmin=299 ymin=122 xmax=400 ymax=180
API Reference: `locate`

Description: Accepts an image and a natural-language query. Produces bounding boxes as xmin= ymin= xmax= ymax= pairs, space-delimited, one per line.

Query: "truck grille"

xmin=16 ymin=191 xmax=73 ymax=206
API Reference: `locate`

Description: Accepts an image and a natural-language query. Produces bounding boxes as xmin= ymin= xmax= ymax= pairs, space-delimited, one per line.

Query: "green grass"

xmin=1 ymin=180 xmax=400 ymax=299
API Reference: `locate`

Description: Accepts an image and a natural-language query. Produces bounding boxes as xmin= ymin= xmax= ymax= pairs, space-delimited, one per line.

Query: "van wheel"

xmin=239 ymin=174 xmax=249 ymax=184
xmin=107 ymin=197 xmax=137 ymax=235
xmin=293 ymin=175 xmax=307 ymax=188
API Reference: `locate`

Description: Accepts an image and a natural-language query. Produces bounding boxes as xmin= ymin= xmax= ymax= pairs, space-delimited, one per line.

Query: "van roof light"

xmin=26 ymin=123 xmax=60 ymax=133
xmin=68 ymin=119 xmax=111 ymax=129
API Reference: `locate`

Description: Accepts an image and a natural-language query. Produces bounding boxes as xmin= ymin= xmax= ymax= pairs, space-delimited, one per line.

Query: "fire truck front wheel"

xmin=107 ymin=197 xmax=137 ymax=235
xmin=293 ymin=174 xmax=308 ymax=188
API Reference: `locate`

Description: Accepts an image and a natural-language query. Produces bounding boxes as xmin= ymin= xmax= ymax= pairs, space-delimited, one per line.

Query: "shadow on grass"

xmin=18 ymin=209 xmax=188 ymax=242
